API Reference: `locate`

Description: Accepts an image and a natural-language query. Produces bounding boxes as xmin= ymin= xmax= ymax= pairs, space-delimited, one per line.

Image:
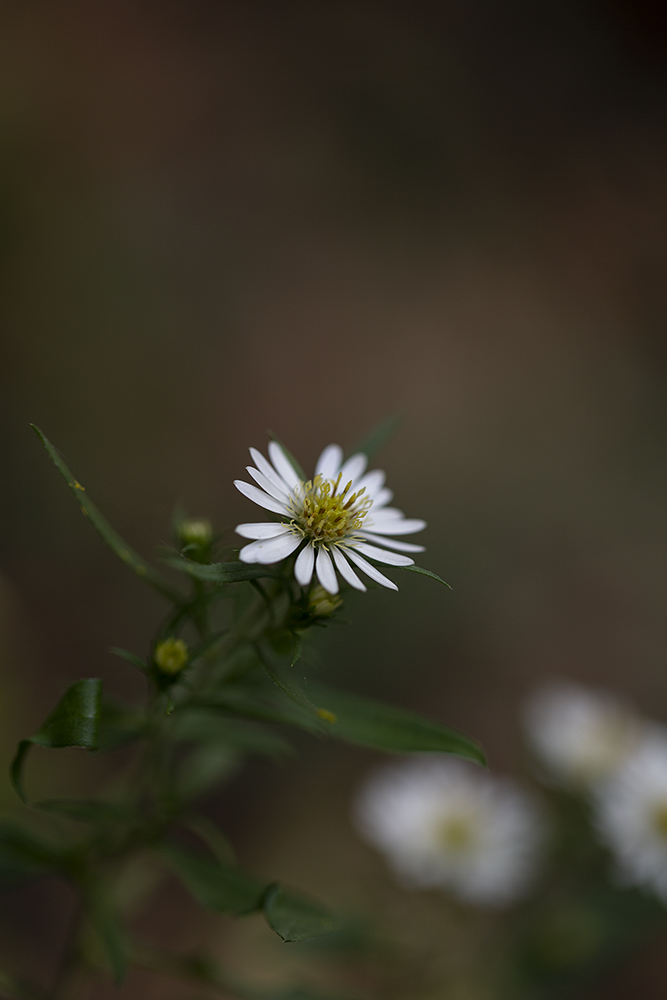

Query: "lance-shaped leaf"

xmin=262 ymin=884 xmax=337 ymax=943
xmin=85 ymin=878 xmax=130 ymax=984
xmin=11 ymin=678 xmax=103 ymax=803
xmin=164 ymin=557 xmax=288 ymax=585
xmin=160 ymin=843 xmax=267 ymax=915
xmin=402 ymin=564 xmax=452 ymax=588
xmin=32 ymin=426 xmax=181 ymax=603
xmin=305 ymin=681 xmax=486 ymax=765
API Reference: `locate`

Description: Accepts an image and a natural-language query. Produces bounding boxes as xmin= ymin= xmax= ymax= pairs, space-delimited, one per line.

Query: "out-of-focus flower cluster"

xmin=355 ymin=680 xmax=667 ymax=912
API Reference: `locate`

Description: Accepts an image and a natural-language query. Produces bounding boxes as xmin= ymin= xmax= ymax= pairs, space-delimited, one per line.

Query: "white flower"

xmin=354 ymin=757 xmax=543 ymax=907
xmin=523 ymin=681 xmax=644 ymax=788
xmin=234 ymin=441 xmax=426 ymax=595
xmin=595 ymin=730 xmax=667 ymax=903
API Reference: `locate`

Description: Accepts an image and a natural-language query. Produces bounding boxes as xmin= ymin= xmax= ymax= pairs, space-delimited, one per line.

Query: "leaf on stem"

xmin=163 ymin=557 xmax=288 ymax=585
xmin=31 ymin=426 xmax=181 ymax=603
xmin=11 ymin=678 xmax=103 ymax=803
xmin=402 ymin=564 xmax=452 ymax=588
xmin=305 ymin=681 xmax=486 ymax=765
xmin=262 ymin=884 xmax=338 ymax=943
xmin=255 ymin=643 xmax=325 ymax=724
xmin=160 ymin=844 xmax=267 ymax=915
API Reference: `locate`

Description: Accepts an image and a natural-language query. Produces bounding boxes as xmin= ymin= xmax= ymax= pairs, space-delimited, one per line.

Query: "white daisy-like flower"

xmin=354 ymin=758 xmax=543 ymax=907
xmin=523 ymin=681 xmax=644 ymax=789
xmin=595 ymin=729 xmax=667 ymax=903
xmin=234 ymin=441 xmax=426 ymax=595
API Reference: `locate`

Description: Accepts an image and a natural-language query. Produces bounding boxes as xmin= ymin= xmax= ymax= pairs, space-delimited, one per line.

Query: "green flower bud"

xmin=154 ymin=637 xmax=188 ymax=675
xmin=179 ymin=518 xmax=212 ymax=548
xmin=308 ymin=585 xmax=342 ymax=618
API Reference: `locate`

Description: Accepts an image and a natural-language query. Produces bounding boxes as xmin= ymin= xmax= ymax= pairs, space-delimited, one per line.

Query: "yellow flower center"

xmin=289 ymin=473 xmax=372 ymax=544
xmin=435 ymin=814 xmax=476 ymax=852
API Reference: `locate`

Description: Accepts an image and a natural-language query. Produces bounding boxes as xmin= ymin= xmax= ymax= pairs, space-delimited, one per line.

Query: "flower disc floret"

xmin=233 ymin=440 xmax=427 ymax=595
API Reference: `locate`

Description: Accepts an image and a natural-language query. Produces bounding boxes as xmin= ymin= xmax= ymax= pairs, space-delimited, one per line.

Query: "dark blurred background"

xmin=2 ymin=0 xmax=667 ymax=996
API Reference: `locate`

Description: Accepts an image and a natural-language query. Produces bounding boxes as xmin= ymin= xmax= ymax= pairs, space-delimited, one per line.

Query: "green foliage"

xmin=15 ymin=428 xmax=485 ymax=996
xmin=306 ymin=681 xmax=486 ymax=764
xmin=262 ymin=884 xmax=338 ymax=943
xmin=11 ymin=678 xmax=103 ymax=803
xmin=402 ymin=564 xmax=452 ymax=588
xmin=347 ymin=413 xmax=402 ymax=461
xmin=32 ymin=425 xmax=180 ymax=602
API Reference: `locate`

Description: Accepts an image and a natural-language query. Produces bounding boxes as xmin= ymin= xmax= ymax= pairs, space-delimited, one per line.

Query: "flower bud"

xmin=308 ymin=585 xmax=342 ymax=618
xmin=179 ymin=518 xmax=213 ymax=548
xmin=154 ymin=637 xmax=188 ymax=675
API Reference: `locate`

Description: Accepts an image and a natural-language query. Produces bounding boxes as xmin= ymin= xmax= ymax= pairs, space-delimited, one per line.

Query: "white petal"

xmin=315 ymin=547 xmax=339 ymax=594
xmin=239 ymin=532 xmax=301 ymax=564
xmin=234 ymin=480 xmax=289 ymax=515
xmin=250 ymin=447 xmax=295 ymax=497
xmin=294 ymin=543 xmax=315 ymax=586
xmin=339 ymin=453 xmax=368 ymax=487
xmin=315 ymin=444 xmax=343 ymax=480
xmin=342 ymin=547 xmax=398 ymax=591
xmin=268 ymin=441 xmax=301 ymax=490
xmin=236 ymin=522 xmax=290 ymax=539
xmin=246 ymin=466 xmax=290 ymax=502
xmin=371 ymin=488 xmax=393 ymax=509
xmin=354 ymin=469 xmax=386 ymax=499
xmin=360 ymin=531 xmax=425 ymax=553
xmin=351 ymin=542 xmax=414 ymax=566
xmin=332 ymin=546 xmax=367 ymax=591
xmin=366 ymin=516 xmax=427 ymax=536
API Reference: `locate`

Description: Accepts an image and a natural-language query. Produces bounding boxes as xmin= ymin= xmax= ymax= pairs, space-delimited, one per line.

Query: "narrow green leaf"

xmin=87 ymin=882 xmax=130 ymax=984
xmin=267 ymin=432 xmax=307 ymax=481
xmin=183 ymin=689 xmax=323 ymax=735
xmin=108 ymin=647 xmax=148 ymax=672
xmin=306 ymin=681 xmax=486 ymax=766
xmin=262 ymin=884 xmax=337 ymax=943
xmin=402 ymin=564 xmax=452 ymax=589
xmin=36 ymin=800 xmax=130 ymax=823
xmin=255 ymin=644 xmax=324 ymax=723
xmin=163 ymin=557 xmax=288 ymax=585
xmin=31 ymin=426 xmax=181 ymax=603
xmin=160 ymin=844 xmax=267 ymax=915
xmin=347 ymin=414 xmax=402 ymax=462
xmin=172 ymin=710 xmax=293 ymax=757
xmin=11 ymin=679 xmax=103 ymax=803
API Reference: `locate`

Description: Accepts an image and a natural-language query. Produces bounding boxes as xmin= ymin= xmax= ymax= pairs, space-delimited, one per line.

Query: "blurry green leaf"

xmin=86 ymin=882 xmax=130 ymax=984
xmin=11 ymin=678 xmax=103 ymax=803
xmin=172 ymin=710 xmax=293 ymax=757
xmin=267 ymin=432 xmax=307 ymax=480
xmin=164 ymin=557 xmax=287 ymax=585
xmin=184 ymin=687 xmax=323 ymax=735
xmin=306 ymin=681 xmax=486 ymax=765
xmin=184 ymin=816 xmax=237 ymax=867
xmin=347 ymin=414 xmax=402 ymax=462
xmin=255 ymin=643 xmax=324 ymax=722
xmin=95 ymin=698 xmax=146 ymax=753
xmin=175 ymin=745 xmax=238 ymax=801
xmin=402 ymin=564 xmax=452 ymax=588
xmin=32 ymin=426 xmax=181 ymax=603
xmin=0 ymin=822 xmax=67 ymax=886
xmin=160 ymin=844 xmax=267 ymax=915
xmin=37 ymin=800 xmax=130 ymax=823
xmin=108 ymin=647 xmax=148 ymax=672
xmin=262 ymin=884 xmax=337 ymax=943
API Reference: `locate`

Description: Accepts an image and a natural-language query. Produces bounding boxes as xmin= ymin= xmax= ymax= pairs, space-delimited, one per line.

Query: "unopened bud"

xmin=179 ymin=518 xmax=212 ymax=548
xmin=308 ymin=585 xmax=342 ymax=618
xmin=154 ymin=637 xmax=188 ymax=675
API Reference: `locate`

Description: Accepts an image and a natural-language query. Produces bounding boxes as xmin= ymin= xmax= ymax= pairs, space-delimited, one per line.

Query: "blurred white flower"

xmin=234 ymin=441 xmax=426 ymax=595
xmin=595 ymin=730 xmax=667 ymax=903
xmin=524 ymin=681 xmax=644 ymax=788
xmin=354 ymin=757 xmax=543 ymax=907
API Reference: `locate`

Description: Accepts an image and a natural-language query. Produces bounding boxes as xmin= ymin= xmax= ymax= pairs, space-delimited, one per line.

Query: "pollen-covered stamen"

xmin=287 ymin=474 xmax=372 ymax=544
